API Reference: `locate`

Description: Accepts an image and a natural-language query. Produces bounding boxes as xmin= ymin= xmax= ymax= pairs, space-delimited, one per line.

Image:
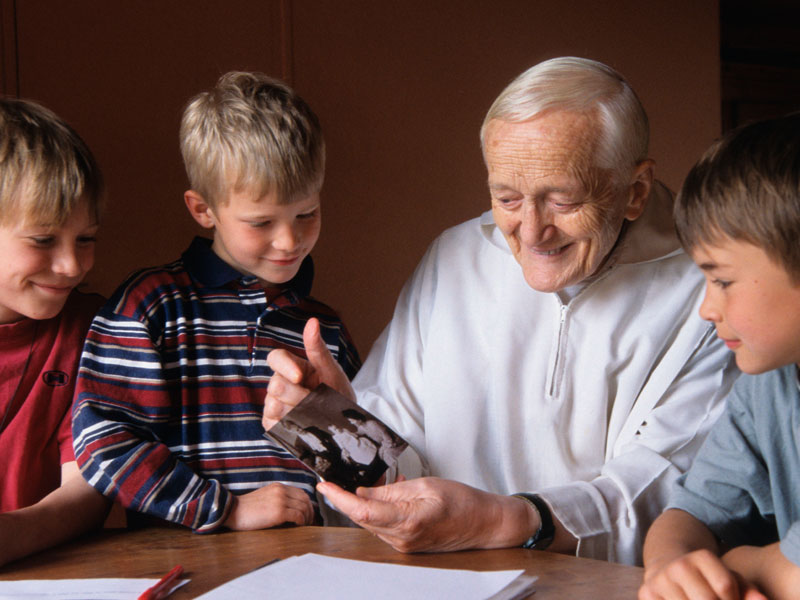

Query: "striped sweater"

xmin=73 ymin=237 xmax=360 ymax=532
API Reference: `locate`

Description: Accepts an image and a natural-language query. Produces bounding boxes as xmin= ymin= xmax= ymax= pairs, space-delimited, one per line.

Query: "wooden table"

xmin=0 ymin=526 xmax=643 ymax=598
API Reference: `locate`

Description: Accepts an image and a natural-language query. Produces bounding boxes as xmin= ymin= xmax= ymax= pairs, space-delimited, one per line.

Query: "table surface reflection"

xmin=0 ymin=526 xmax=643 ymax=598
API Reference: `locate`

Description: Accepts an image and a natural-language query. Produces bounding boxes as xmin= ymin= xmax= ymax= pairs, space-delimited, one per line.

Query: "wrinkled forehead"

xmin=483 ymin=112 xmax=601 ymax=186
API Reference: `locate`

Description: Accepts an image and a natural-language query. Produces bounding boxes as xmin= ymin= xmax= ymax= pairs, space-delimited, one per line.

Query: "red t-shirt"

xmin=0 ymin=291 xmax=104 ymax=512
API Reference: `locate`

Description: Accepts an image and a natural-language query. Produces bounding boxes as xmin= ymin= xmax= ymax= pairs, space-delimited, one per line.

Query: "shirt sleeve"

xmin=537 ymin=326 xmax=738 ymax=563
xmin=781 ymin=522 xmax=800 ymax=566
xmin=72 ymin=308 xmax=233 ymax=533
xmin=666 ymin=385 xmax=777 ymax=550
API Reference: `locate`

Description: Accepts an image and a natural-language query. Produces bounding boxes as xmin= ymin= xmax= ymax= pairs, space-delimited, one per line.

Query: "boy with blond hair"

xmin=0 ymin=97 xmax=108 ymax=564
xmin=640 ymin=113 xmax=800 ymax=599
xmin=72 ymin=72 xmax=360 ymax=532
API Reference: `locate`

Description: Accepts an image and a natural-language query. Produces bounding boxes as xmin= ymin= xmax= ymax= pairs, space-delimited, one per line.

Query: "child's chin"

xmin=260 ymin=271 xmax=299 ymax=286
xmin=734 ymin=356 xmax=775 ymax=376
xmin=26 ymin=302 xmax=68 ymax=321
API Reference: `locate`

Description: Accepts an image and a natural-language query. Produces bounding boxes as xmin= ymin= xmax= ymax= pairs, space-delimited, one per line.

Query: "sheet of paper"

xmin=196 ymin=553 xmax=536 ymax=600
xmin=0 ymin=577 xmax=188 ymax=599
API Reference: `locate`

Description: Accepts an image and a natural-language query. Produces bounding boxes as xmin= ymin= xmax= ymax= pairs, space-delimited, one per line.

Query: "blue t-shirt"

xmin=668 ymin=364 xmax=800 ymax=564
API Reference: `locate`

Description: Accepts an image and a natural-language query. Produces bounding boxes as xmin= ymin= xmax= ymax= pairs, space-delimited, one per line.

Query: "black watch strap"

xmin=513 ymin=493 xmax=555 ymax=550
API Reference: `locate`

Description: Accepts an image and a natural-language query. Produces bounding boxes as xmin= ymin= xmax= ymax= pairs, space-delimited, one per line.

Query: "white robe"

xmin=354 ymin=185 xmax=739 ymax=564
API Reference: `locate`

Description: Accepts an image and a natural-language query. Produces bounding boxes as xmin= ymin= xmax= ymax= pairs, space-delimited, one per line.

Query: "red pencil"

xmin=138 ymin=564 xmax=184 ymax=600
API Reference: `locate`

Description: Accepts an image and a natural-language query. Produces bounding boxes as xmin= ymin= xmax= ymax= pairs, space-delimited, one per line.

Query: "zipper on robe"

xmin=548 ymin=303 xmax=569 ymax=398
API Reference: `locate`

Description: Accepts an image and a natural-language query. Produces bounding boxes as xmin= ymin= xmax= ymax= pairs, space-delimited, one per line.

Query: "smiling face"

xmin=485 ymin=112 xmax=646 ymax=292
xmin=187 ymin=187 xmax=321 ymax=287
xmin=693 ymin=238 xmax=800 ymax=374
xmin=0 ymin=198 xmax=97 ymax=324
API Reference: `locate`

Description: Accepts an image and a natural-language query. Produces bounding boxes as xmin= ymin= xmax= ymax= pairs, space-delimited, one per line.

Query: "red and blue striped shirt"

xmin=73 ymin=237 xmax=360 ymax=532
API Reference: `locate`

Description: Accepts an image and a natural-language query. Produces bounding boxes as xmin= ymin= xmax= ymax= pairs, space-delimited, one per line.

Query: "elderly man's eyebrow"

xmin=488 ymin=182 xmax=514 ymax=191
xmin=487 ymin=182 xmax=574 ymax=194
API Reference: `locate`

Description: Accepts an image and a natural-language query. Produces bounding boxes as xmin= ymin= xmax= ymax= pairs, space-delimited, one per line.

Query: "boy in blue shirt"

xmin=640 ymin=113 xmax=800 ymax=599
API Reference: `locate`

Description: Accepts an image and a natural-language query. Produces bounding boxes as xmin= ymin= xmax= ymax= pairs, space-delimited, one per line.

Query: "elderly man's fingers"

xmin=261 ymin=398 xmax=291 ymax=431
xmin=266 ymin=372 xmax=311 ymax=407
xmin=316 ymin=481 xmax=363 ymax=514
xmin=317 ymin=481 xmax=422 ymax=552
xmin=262 ymin=374 xmax=310 ymax=430
xmin=266 ymin=348 xmax=308 ymax=384
xmin=263 ymin=374 xmax=308 ymax=430
xmin=302 ymin=319 xmax=357 ymax=402
xmin=303 ymin=318 xmax=335 ymax=372
xmin=353 ymin=483 xmax=392 ymax=501
xmin=318 ymin=481 xmax=399 ymax=527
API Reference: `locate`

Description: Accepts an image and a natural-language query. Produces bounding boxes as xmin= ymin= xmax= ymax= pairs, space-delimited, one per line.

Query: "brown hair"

xmin=675 ymin=112 xmax=800 ymax=280
xmin=0 ymin=97 xmax=103 ymax=226
xmin=180 ymin=71 xmax=325 ymax=206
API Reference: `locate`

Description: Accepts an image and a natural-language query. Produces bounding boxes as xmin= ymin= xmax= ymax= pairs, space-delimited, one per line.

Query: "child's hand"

xmin=639 ymin=549 xmax=766 ymax=600
xmin=223 ymin=483 xmax=315 ymax=531
xmin=723 ymin=543 xmax=800 ymax=600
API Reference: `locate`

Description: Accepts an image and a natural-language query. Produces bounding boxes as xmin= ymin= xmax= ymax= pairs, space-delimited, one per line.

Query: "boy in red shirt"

xmin=0 ymin=97 xmax=108 ymax=565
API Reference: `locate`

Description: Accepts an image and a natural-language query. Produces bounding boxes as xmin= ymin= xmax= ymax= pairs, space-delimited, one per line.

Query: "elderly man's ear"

xmin=623 ymin=159 xmax=655 ymax=221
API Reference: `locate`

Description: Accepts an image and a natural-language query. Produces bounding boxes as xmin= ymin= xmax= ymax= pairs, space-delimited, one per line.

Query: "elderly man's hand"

xmin=316 ymin=477 xmax=537 ymax=553
xmin=263 ymin=318 xmax=356 ymax=430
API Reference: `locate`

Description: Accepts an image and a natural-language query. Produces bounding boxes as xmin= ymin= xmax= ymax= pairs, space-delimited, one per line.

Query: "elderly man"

xmin=264 ymin=57 xmax=737 ymax=565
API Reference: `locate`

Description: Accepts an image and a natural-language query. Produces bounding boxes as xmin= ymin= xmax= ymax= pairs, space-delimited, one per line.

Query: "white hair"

xmin=480 ymin=57 xmax=649 ymax=180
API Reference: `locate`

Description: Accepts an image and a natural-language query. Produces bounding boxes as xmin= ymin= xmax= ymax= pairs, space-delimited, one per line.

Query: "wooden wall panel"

xmin=293 ymin=1 xmax=721 ymax=352
xmin=0 ymin=0 xmax=18 ymax=95
xmin=12 ymin=0 xmax=289 ymax=295
xmin=6 ymin=1 xmax=720 ymax=354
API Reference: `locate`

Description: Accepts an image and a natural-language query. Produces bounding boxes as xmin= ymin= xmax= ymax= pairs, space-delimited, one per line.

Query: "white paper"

xmin=196 ymin=553 xmax=536 ymax=600
xmin=0 ymin=577 xmax=188 ymax=600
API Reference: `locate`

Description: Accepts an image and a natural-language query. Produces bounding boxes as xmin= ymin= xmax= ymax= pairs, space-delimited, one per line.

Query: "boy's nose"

xmin=698 ymin=287 xmax=720 ymax=323
xmin=52 ymin=245 xmax=83 ymax=277
xmin=273 ymin=223 xmax=299 ymax=252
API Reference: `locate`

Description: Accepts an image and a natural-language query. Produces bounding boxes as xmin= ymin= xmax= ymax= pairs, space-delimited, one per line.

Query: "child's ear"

xmin=184 ymin=190 xmax=215 ymax=229
xmin=624 ymin=159 xmax=655 ymax=221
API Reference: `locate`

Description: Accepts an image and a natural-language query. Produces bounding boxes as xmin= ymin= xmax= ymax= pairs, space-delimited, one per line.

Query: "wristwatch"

xmin=512 ymin=493 xmax=555 ymax=550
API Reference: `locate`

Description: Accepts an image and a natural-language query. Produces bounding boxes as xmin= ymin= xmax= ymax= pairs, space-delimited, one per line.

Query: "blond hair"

xmin=180 ymin=71 xmax=325 ymax=205
xmin=0 ymin=97 xmax=102 ymax=226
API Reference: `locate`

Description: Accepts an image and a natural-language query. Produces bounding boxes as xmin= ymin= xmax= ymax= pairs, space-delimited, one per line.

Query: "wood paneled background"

xmin=1 ymin=1 xmax=723 ymax=354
